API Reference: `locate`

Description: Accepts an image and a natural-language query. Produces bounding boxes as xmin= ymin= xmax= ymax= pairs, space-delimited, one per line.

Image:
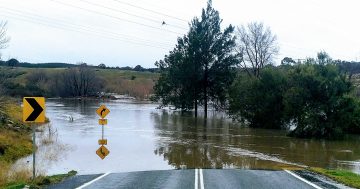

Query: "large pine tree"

xmin=152 ymin=0 xmax=240 ymax=118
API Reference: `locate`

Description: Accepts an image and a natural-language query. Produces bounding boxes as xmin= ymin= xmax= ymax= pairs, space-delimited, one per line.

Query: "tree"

xmin=237 ymin=22 xmax=279 ymax=77
xmin=0 ymin=21 xmax=10 ymax=59
xmin=6 ymin=58 xmax=19 ymax=67
xmin=60 ymin=65 xmax=102 ymax=97
xmin=317 ymin=51 xmax=332 ymax=65
xmin=229 ymin=67 xmax=287 ymax=129
xmin=134 ymin=65 xmax=145 ymax=72
xmin=229 ymin=59 xmax=360 ymax=139
xmin=284 ymin=63 xmax=359 ymax=139
xmin=281 ymin=57 xmax=296 ymax=65
xmin=98 ymin=63 xmax=106 ymax=69
xmin=152 ymin=0 xmax=240 ymax=118
xmin=152 ymin=40 xmax=195 ymax=111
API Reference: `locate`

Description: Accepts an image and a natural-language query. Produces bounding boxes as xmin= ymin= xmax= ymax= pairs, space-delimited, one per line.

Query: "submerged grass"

xmin=310 ymin=167 xmax=360 ymax=189
xmin=0 ymin=97 xmax=74 ymax=188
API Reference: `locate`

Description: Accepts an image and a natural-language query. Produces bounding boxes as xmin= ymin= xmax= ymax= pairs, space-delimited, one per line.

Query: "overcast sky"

xmin=0 ymin=0 xmax=359 ymax=68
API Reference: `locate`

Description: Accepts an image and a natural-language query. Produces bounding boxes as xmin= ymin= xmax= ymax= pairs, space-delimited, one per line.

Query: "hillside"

xmin=0 ymin=66 xmax=159 ymax=99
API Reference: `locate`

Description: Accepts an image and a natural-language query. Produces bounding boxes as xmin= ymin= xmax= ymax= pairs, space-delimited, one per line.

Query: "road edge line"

xmin=75 ymin=172 xmax=111 ymax=189
xmin=284 ymin=170 xmax=322 ymax=189
xmin=195 ymin=169 xmax=198 ymax=189
xmin=199 ymin=169 xmax=204 ymax=189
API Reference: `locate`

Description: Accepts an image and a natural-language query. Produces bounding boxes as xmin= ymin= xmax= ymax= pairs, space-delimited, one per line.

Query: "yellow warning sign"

xmin=23 ymin=97 xmax=45 ymax=123
xmin=98 ymin=119 xmax=107 ymax=125
xmin=98 ymin=139 xmax=107 ymax=145
xmin=96 ymin=105 xmax=110 ymax=119
xmin=96 ymin=145 xmax=110 ymax=159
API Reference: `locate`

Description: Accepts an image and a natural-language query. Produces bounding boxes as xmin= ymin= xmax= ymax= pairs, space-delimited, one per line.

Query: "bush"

xmin=229 ymin=67 xmax=287 ymax=129
xmin=229 ymin=63 xmax=360 ymax=139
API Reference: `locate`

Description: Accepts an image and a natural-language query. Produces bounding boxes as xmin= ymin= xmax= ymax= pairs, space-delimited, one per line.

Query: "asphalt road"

xmin=46 ymin=169 xmax=342 ymax=189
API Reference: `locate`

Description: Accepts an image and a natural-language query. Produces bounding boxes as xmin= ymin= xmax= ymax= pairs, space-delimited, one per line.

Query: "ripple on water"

xmin=223 ymin=146 xmax=305 ymax=168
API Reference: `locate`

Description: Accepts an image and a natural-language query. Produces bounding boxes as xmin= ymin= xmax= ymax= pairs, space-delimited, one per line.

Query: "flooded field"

xmin=14 ymin=99 xmax=360 ymax=175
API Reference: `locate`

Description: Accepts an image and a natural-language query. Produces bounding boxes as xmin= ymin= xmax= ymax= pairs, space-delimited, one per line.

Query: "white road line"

xmin=75 ymin=172 xmax=111 ymax=189
xmin=199 ymin=169 xmax=204 ymax=189
xmin=284 ymin=170 xmax=322 ymax=189
xmin=195 ymin=169 xmax=198 ymax=189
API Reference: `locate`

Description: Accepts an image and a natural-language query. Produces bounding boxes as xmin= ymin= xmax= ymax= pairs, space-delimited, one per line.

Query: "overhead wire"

xmin=77 ymin=0 xmax=188 ymax=31
xmin=0 ymin=8 xmax=174 ymax=50
xmin=49 ymin=0 xmax=183 ymax=35
xmin=111 ymin=0 xmax=188 ymax=23
xmin=0 ymin=6 xmax=175 ymax=47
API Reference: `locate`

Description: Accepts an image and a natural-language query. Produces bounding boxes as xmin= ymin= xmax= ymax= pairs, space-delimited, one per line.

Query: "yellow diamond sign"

xmin=96 ymin=145 xmax=110 ymax=160
xmin=96 ymin=105 xmax=110 ymax=119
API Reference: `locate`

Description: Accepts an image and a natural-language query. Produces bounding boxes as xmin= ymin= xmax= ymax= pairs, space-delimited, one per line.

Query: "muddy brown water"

xmin=14 ymin=99 xmax=360 ymax=175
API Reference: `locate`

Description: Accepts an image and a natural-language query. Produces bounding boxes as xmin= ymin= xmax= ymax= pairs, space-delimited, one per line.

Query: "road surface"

xmin=46 ymin=169 xmax=347 ymax=189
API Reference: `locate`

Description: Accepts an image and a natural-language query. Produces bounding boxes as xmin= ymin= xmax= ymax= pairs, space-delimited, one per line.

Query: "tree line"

xmin=151 ymin=1 xmax=360 ymax=139
xmin=0 ymin=59 xmax=159 ymax=72
xmin=0 ymin=65 xmax=103 ymax=97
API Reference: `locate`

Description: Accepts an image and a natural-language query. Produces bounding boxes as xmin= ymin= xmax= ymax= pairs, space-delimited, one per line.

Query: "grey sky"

xmin=0 ymin=0 xmax=359 ymax=68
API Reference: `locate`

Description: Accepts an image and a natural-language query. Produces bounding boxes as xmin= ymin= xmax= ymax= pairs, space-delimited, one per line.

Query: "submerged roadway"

xmin=46 ymin=169 xmax=350 ymax=189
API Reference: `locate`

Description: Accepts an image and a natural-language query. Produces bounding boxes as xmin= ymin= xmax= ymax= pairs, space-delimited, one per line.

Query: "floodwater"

xmin=14 ymin=99 xmax=360 ymax=175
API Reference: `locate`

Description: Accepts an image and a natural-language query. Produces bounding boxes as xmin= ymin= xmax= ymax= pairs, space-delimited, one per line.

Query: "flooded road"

xmin=15 ymin=99 xmax=360 ymax=175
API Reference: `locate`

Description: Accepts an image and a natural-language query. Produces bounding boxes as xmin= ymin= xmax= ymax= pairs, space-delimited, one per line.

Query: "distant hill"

xmin=0 ymin=60 xmax=158 ymax=72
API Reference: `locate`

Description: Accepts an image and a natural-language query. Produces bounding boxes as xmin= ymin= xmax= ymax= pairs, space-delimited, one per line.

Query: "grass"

xmin=310 ymin=167 xmax=360 ymax=189
xmin=0 ymin=97 xmax=74 ymax=189
xmin=0 ymin=98 xmax=33 ymax=188
xmin=2 ymin=170 xmax=77 ymax=189
xmin=95 ymin=68 xmax=158 ymax=99
xmin=0 ymin=66 xmax=159 ymax=99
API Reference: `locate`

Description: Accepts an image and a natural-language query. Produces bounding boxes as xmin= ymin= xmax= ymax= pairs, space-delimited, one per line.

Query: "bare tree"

xmin=0 ymin=21 xmax=10 ymax=58
xmin=61 ymin=65 xmax=102 ymax=97
xmin=237 ymin=22 xmax=279 ymax=77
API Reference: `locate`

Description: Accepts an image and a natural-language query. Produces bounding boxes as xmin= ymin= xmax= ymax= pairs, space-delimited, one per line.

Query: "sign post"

xmin=96 ymin=105 xmax=110 ymax=159
xmin=22 ymin=97 xmax=45 ymax=181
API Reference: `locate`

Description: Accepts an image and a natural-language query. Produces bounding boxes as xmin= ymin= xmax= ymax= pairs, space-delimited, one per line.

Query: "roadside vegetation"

xmin=0 ymin=97 xmax=76 ymax=189
xmin=0 ymin=97 xmax=33 ymax=188
xmin=310 ymin=168 xmax=360 ymax=189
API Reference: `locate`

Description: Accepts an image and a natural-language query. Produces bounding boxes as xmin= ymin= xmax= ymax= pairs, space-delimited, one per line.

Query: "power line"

xmin=50 ymin=0 xmax=183 ymax=35
xmin=0 ymin=6 xmax=175 ymax=47
xmin=112 ymin=0 xmax=188 ymax=23
xmin=78 ymin=0 xmax=188 ymax=31
xmin=0 ymin=10 xmax=173 ymax=50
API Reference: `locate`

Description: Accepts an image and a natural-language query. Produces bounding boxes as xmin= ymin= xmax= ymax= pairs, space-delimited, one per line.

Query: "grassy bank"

xmin=310 ymin=167 xmax=360 ymax=188
xmin=0 ymin=97 xmax=33 ymax=188
xmin=0 ymin=97 xmax=76 ymax=189
xmin=5 ymin=170 xmax=77 ymax=189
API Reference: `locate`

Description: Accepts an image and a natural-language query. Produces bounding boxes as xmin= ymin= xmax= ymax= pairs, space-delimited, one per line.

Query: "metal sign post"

xmin=32 ymin=124 xmax=36 ymax=181
xmin=96 ymin=105 xmax=110 ymax=159
xmin=22 ymin=97 xmax=46 ymax=181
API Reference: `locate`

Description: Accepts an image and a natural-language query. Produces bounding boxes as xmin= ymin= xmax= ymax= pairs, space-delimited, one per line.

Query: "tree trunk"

xmin=194 ymin=99 xmax=198 ymax=117
xmin=204 ymin=64 xmax=208 ymax=119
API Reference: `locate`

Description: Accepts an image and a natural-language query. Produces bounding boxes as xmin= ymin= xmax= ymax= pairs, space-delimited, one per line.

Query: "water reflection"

xmin=152 ymin=111 xmax=360 ymax=173
xmin=12 ymin=124 xmax=71 ymax=176
xmin=15 ymin=99 xmax=360 ymax=175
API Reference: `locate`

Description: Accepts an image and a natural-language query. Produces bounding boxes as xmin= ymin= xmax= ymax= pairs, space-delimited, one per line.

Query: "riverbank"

xmin=0 ymin=98 xmax=77 ymax=189
xmin=0 ymin=97 xmax=33 ymax=188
